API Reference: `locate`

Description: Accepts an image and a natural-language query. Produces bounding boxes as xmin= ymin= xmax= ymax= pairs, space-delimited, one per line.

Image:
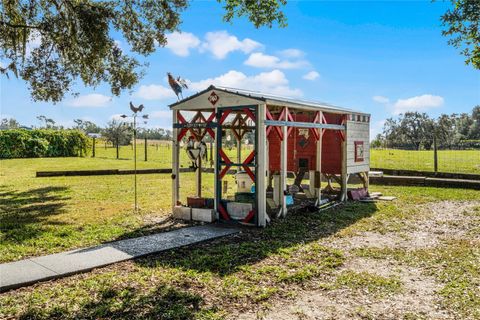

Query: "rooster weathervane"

xmin=167 ymin=72 xmax=188 ymax=100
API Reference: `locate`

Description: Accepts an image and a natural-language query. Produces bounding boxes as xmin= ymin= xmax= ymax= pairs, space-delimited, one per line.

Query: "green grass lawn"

xmin=370 ymin=148 xmax=480 ymax=174
xmin=0 ymin=184 xmax=478 ymax=319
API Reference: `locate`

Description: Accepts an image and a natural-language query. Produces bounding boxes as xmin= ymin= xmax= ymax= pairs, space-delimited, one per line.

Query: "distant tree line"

xmin=372 ymin=106 xmax=480 ymax=150
xmin=0 ymin=116 xmax=172 ymax=147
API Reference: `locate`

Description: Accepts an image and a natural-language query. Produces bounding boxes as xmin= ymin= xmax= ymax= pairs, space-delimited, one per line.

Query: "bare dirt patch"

xmin=237 ymin=201 xmax=479 ymax=320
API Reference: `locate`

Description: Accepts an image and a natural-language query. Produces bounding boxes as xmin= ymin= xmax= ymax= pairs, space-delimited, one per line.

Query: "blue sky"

xmin=1 ymin=1 xmax=479 ymax=137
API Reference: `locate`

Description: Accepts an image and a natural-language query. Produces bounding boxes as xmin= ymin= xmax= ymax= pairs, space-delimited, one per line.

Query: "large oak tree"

xmin=0 ymin=0 xmax=287 ymax=102
xmin=441 ymin=0 xmax=480 ymax=69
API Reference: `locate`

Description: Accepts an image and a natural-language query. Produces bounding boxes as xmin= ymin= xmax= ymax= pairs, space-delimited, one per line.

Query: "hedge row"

xmin=0 ymin=129 xmax=90 ymax=158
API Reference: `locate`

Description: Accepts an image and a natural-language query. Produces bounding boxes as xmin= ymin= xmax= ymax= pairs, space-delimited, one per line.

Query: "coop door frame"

xmin=215 ymin=105 xmax=259 ymax=226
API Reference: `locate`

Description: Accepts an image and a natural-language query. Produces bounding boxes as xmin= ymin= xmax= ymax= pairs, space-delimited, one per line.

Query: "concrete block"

xmin=191 ymin=208 xmax=215 ymax=223
xmin=173 ymin=206 xmax=191 ymax=220
xmin=227 ymin=202 xmax=253 ymax=220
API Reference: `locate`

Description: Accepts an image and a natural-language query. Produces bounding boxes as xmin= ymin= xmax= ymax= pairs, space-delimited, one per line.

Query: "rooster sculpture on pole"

xmin=167 ymin=72 xmax=188 ymax=100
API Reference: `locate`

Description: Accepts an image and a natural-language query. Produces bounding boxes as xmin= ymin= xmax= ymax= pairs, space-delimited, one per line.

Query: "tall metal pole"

xmin=134 ymin=115 xmax=138 ymax=212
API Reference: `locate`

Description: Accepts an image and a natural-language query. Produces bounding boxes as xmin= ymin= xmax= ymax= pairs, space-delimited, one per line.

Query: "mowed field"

xmin=370 ymin=148 xmax=480 ymax=174
xmin=0 ymin=156 xmax=479 ymax=319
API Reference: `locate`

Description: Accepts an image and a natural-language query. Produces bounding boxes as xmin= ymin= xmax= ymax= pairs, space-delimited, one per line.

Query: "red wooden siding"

xmin=267 ymin=112 xmax=343 ymax=174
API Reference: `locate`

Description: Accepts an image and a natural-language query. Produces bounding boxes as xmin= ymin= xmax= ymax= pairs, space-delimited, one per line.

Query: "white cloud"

xmin=135 ymin=84 xmax=176 ymax=100
xmin=67 ymin=94 xmax=111 ymax=108
xmin=393 ymin=94 xmax=444 ymax=115
xmin=165 ymin=32 xmax=201 ymax=57
xmin=244 ymin=52 xmax=308 ymax=69
xmin=150 ymin=110 xmax=172 ymax=119
xmin=372 ymin=95 xmax=390 ymax=104
xmin=279 ymin=49 xmax=304 ymax=58
xmin=200 ymin=31 xmax=262 ymax=59
xmin=25 ymin=31 xmax=42 ymax=57
xmin=189 ymin=69 xmax=302 ymax=97
xmin=370 ymin=119 xmax=386 ymax=138
xmin=302 ymin=71 xmax=320 ymax=81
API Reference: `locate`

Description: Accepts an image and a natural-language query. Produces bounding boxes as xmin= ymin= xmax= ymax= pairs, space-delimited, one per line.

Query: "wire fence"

xmin=370 ymin=147 xmax=480 ymax=175
xmin=89 ymin=138 xmax=480 ymax=175
xmin=89 ymin=139 xmax=255 ymax=170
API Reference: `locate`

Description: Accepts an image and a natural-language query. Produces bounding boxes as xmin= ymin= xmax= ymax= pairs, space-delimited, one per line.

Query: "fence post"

xmin=116 ymin=138 xmax=119 ymax=159
xmin=144 ymin=137 xmax=147 ymax=161
xmin=92 ymin=137 xmax=96 ymax=157
xmin=433 ymin=134 xmax=438 ymax=174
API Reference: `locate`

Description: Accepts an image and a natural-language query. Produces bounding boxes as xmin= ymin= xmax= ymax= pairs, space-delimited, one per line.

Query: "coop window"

xmin=354 ymin=141 xmax=364 ymax=162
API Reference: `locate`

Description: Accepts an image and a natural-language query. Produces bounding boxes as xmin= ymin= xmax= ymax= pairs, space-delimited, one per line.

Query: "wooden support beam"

xmin=316 ymin=111 xmax=323 ymax=204
xmin=340 ymin=133 xmax=348 ymax=201
xmin=172 ymin=110 xmax=180 ymax=208
xmin=264 ymin=120 xmax=345 ymax=131
xmin=257 ymin=104 xmax=267 ymax=227
xmin=196 ymin=156 xmax=202 ymax=197
xmin=280 ymin=107 xmax=288 ymax=217
xmin=237 ymin=139 xmax=241 ymax=171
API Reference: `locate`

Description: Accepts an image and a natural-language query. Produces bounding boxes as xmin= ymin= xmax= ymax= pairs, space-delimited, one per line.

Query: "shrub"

xmin=0 ymin=129 xmax=90 ymax=158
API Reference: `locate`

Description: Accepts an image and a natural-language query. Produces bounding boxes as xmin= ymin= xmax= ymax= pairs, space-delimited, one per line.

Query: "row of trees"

xmin=372 ymin=106 xmax=480 ymax=150
xmin=0 ymin=117 xmax=173 ymax=147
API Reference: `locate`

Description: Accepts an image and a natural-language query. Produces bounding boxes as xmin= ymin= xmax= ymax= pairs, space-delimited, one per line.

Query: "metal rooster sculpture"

xmin=167 ymin=72 xmax=188 ymax=100
xmin=129 ymin=101 xmax=144 ymax=113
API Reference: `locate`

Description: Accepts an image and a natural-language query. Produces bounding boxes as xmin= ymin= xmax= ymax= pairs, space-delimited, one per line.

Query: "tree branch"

xmin=0 ymin=20 xmax=40 ymax=29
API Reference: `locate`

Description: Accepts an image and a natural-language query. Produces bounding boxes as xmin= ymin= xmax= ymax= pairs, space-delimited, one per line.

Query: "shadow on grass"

xmin=0 ymin=185 xmax=70 ymax=243
xmin=13 ymin=202 xmax=378 ymax=320
xmin=136 ymin=201 xmax=378 ymax=276
xmin=19 ymin=284 xmax=214 ymax=320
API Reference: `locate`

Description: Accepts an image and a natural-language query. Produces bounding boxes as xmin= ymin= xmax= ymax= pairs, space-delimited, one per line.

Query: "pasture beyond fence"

xmin=370 ymin=148 xmax=480 ymax=175
xmin=88 ymin=138 xmax=480 ymax=175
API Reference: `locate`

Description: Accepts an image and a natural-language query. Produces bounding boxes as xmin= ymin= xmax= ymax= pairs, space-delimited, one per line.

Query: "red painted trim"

xmin=287 ymin=109 xmax=295 ymax=136
xmin=242 ymin=210 xmax=255 ymax=223
xmin=218 ymin=203 xmax=230 ymax=220
xmin=310 ymin=111 xmax=320 ymax=141
xmin=265 ymin=108 xmax=284 ymax=140
xmin=178 ymin=129 xmax=187 ymax=141
xmin=243 ymin=150 xmax=255 ymax=164
xmin=219 ymin=149 xmax=231 ymax=164
xmin=243 ymin=165 xmax=255 ymax=181
xmin=206 ymin=111 xmax=216 ymax=123
xmin=243 ymin=108 xmax=256 ymax=123
xmin=219 ymin=166 xmax=231 ymax=179
xmin=219 ymin=148 xmax=232 ymax=179
xmin=219 ymin=109 xmax=232 ymax=125
xmin=338 ymin=115 xmax=346 ymax=141
xmin=354 ymin=141 xmax=364 ymax=162
xmin=177 ymin=111 xmax=187 ymax=124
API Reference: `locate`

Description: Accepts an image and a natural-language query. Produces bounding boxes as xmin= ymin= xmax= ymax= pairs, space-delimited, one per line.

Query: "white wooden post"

xmin=237 ymin=139 xmax=241 ymax=171
xmin=316 ymin=112 xmax=323 ymax=204
xmin=172 ymin=110 xmax=180 ymax=209
xmin=196 ymin=156 xmax=202 ymax=197
xmin=213 ymin=107 xmax=218 ymax=218
xmin=340 ymin=124 xmax=348 ymax=201
xmin=280 ymin=107 xmax=288 ymax=217
xmin=257 ymin=104 xmax=267 ymax=226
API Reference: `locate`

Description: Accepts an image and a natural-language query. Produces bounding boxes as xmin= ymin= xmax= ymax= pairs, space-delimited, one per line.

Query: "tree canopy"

xmin=441 ymin=0 xmax=480 ymax=69
xmin=374 ymin=106 xmax=480 ymax=150
xmin=0 ymin=0 xmax=287 ymax=102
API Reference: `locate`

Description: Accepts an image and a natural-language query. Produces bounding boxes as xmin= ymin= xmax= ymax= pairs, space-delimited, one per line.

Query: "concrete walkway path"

xmin=0 ymin=225 xmax=239 ymax=292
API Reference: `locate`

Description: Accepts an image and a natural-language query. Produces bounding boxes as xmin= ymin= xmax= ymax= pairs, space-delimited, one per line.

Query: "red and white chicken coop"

xmin=170 ymin=85 xmax=370 ymax=227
